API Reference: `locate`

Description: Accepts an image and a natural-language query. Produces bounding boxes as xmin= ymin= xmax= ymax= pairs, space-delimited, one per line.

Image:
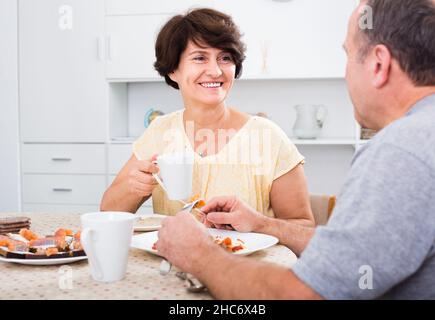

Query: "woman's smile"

xmin=199 ymin=82 xmax=223 ymax=88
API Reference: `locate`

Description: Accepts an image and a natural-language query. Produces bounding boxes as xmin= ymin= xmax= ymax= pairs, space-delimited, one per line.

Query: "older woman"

xmin=101 ymin=8 xmax=314 ymax=226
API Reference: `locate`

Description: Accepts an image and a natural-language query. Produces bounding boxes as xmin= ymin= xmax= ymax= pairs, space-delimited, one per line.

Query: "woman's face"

xmin=169 ymin=40 xmax=236 ymax=108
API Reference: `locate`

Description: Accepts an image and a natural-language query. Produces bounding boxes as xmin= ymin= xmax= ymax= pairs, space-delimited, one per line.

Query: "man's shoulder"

xmin=369 ymin=100 xmax=435 ymax=169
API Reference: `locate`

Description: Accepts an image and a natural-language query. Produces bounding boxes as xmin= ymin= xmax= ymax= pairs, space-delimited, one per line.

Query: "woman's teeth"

xmin=200 ymin=82 xmax=222 ymax=88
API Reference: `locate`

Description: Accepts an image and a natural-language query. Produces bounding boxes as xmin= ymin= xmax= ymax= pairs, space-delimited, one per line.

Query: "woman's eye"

xmin=220 ymin=55 xmax=233 ymax=63
xmin=193 ymin=56 xmax=206 ymax=62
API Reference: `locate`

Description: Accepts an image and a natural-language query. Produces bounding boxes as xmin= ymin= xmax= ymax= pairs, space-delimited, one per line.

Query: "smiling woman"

xmin=100 ymin=8 xmax=314 ymax=227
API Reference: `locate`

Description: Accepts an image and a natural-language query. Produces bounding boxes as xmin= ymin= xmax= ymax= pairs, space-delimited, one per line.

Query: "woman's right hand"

xmin=127 ymin=154 xmax=160 ymax=198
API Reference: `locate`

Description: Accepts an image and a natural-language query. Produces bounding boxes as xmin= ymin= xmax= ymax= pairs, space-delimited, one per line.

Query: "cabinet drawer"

xmin=22 ymin=204 xmax=100 ymax=214
xmin=108 ymin=144 xmax=133 ymax=174
xmin=21 ymin=144 xmax=106 ymax=174
xmin=22 ymin=174 xmax=106 ymax=205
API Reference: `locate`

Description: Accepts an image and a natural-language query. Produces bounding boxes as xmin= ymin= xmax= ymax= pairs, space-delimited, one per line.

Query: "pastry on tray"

xmin=0 ymin=228 xmax=85 ymax=260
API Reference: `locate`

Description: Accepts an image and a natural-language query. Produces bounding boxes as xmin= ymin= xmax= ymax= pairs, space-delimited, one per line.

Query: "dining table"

xmin=0 ymin=212 xmax=298 ymax=300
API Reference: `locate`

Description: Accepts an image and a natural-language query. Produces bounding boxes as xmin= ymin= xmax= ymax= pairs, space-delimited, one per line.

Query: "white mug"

xmin=152 ymin=152 xmax=194 ymax=200
xmin=80 ymin=212 xmax=137 ymax=282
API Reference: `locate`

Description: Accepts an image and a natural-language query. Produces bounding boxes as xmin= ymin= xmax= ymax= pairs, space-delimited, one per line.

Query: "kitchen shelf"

xmin=292 ymin=138 xmax=357 ymax=146
xmin=110 ymin=137 xmax=138 ymax=144
xmin=110 ymin=137 xmax=360 ymax=146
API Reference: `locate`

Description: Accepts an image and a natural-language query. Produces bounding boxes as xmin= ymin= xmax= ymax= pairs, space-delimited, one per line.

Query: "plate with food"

xmin=131 ymin=228 xmax=279 ymax=256
xmin=134 ymin=214 xmax=167 ymax=232
xmin=0 ymin=228 xmax=87 ymax=265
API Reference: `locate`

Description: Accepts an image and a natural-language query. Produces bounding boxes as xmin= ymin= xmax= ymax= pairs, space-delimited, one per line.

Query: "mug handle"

xmin=151 ymin=160 xmax=168 ymax=194
xmin=316 ymin=105 xmax=328 ymax=128
xmin=81 ymin=228 xmax=104 ymax=281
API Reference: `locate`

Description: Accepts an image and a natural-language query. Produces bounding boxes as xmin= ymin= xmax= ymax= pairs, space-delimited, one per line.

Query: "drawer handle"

xmin=51 ymin=158 xmax=72 ymax=161
xmin=52 ymin=188 xmax=72 ymax=192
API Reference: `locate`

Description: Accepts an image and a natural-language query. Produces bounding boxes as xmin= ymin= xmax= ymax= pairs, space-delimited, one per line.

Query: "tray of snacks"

xmin=0 ymin=228 xmax=86 ymax=265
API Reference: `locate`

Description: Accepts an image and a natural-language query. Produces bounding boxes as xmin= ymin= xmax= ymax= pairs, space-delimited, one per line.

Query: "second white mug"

xmin=80 ymin=211 xmax=137 ymax=283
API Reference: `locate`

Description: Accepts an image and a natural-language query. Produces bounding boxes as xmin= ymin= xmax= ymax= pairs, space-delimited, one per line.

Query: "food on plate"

xmin=187 ymin=194 xmax=206 ymax=209
xmin=0 ymin=235 xmax=29 ymax=252
xmin=19 ymin=228 xmax=39 ymax=241
xmin=0 ymin=227 xmax=84 ymax=259
xmin=150 ymin=236 xmax=246 ymax=253
xmin=214 ymin=236 xmax=245 ymax=252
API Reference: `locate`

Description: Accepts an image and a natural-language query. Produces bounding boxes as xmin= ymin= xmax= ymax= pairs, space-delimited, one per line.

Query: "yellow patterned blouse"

xmin=133 ymin=110 xmax=304 ymax=217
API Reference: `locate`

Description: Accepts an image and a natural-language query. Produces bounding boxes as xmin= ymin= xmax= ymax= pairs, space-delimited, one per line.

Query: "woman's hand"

xmin=127 ymin=154 xmax=160 ymax=197
xmin=200 ymin=196 xmax=265 ymax=233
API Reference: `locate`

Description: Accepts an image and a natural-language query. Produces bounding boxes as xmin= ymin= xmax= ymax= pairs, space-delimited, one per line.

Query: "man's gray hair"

xmin=358 ymin=0 xmax=435 ymax=86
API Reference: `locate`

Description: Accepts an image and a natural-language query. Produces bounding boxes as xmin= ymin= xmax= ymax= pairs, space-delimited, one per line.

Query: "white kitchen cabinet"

xmin=20 ymin=143 xmax=107 ymax=212
xmin=216 ymin=0 xmax=356 ymax=79
xmin=22 ymin=174 xmax=106 ymax=205
xmin=104 ymin=0 xmax=356 ymax=81
xmin=21 ymin=144 xmax=106 ymax=174
xmin=19 ymin=0 xmax=107 ymax=142
xmin=105 ymin=0 xmax=213 ymax=15
xmin=105 ymin=1 xmax=214 ymax=81
xmin=105 ymin=14 xmax=171 ymax=80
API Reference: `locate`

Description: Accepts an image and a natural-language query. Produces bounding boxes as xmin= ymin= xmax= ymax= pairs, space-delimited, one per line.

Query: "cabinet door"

xmin=19 ymin=0 xmax=107 ymax=142
xmin=105 ymin=14 xmax=171 ymax=80
xmin=216 ymin=0 xmax=356 ymax=79
xmin=106 ymin=0 xmax=214 ymax=15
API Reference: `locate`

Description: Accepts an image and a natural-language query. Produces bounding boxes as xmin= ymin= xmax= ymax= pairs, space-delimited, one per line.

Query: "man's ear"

xmin=371 ymin=44 xmax=392 ymax=89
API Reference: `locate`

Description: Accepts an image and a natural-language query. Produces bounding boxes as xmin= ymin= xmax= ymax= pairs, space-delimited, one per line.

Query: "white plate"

xmin=134 ymin=214 xmax=167 ymax=232
xmin=131 ymin=228 xmax=278 ymax=256
xmin=0 ymin=255 xmax=87 ymax=266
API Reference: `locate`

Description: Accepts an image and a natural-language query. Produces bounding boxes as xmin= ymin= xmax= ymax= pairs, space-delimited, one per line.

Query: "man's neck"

xmin=380 ymin=86 xmax=435 ymax=128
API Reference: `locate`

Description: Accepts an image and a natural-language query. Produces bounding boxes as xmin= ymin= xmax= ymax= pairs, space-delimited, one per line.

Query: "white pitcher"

xmin=293 ymin=105 xmax=328 ymax=139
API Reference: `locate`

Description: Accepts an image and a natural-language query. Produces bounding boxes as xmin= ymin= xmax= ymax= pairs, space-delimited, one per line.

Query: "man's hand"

xmin=201 ymin=196 xmax=265 ymax=233
xmin=156 ymin=211 xmax=215 ymax=274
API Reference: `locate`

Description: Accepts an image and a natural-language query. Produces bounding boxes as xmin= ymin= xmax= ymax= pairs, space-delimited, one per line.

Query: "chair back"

xmin=309 ymin=194 xmax=336 ymax=226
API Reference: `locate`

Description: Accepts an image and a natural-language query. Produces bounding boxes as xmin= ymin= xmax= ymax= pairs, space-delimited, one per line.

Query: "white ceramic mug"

xmin=152 ymin=152 xmax=194 ymax=200
xmin=80 ymin=212 xmax=137 ymax=282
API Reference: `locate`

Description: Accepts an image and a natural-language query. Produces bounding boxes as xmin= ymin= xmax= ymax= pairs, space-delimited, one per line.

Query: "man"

xmin=156 ymin=0 xmax=435 ymax=299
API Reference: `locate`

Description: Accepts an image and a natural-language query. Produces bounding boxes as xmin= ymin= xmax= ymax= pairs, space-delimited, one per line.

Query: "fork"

xmin=176 ymin=271 xmax=207 ymax=293
xmin=159 ymin=198 xmax=204 ymax=276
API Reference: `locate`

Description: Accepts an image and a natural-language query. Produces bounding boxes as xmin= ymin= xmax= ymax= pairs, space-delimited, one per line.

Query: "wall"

xmin=0 ymin=0 xmax=21 ymax=211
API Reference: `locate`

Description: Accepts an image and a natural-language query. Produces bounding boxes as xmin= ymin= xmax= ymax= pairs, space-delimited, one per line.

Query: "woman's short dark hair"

xmin=358 ymin=0 xmax=435 ymax=86
xmin=154 ymin=8 xmax=246 ymax=89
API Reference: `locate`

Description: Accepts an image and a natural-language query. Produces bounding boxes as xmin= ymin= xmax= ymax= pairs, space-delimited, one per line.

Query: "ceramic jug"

xmin=293 ymin=105 xmax=328 ymax=139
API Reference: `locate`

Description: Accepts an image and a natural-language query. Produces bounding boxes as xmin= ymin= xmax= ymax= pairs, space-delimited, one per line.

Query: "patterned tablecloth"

xmin=0 ymin=212 xmax=298 ymax=300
